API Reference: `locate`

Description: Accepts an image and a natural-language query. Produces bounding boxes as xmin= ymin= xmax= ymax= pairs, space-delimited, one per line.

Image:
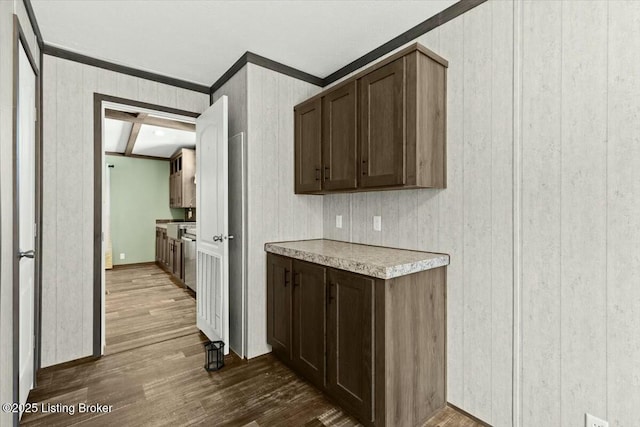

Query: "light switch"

xmin=373 ymin=216 xmax=382 ymax=232
xmin=119 ymin=253 xmax=125 ymax=260
xmin=336 ymin=215 xmax=343 ymax=229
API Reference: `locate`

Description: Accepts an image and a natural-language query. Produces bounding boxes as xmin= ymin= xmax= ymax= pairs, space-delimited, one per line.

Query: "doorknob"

xmin=212 ymin=234 xmax=223 ymax=242
xmin=19 ymin=249 xmax=35 ymax=259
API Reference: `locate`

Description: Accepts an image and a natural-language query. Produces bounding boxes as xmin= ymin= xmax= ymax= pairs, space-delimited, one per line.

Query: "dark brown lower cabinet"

xmin=172 ymin=239 xmax=183 ymax=280
xmin=155 ymin=228 xmax=162 ymax=262
xmin=326 ymin=268 xmax=374 ymax=422
xmin=266 ymin=252 xmax=446 ymax=427
xmin=292 ymin=260 xmax=326 ymax=389
xmin=266 ymin=254 xmax=292 ymax=361
xmin=155 ymin=229 xmax=185 ymax=284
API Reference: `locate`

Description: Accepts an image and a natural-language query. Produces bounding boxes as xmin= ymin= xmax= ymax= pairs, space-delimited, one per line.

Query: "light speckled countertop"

xmin=265 ymin=239 xmax=449 ymax=280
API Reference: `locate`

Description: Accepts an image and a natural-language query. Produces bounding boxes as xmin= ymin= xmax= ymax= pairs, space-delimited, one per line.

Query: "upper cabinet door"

xmin=294 ymin=99 xmax=322 ymax=194
xmin=322 ymin=82 xmax=357 ymax=191
xmin=359 ymin=57 xmax=406 ymax=188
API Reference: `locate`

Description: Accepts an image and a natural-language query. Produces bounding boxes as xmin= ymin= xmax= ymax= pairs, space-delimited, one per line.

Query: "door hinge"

xmin=33 ymin=222 xmax=37 ymax=238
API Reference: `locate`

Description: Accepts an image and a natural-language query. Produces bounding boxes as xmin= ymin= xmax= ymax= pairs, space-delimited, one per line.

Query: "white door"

xmin=196 ymin=96 xmax=229 ymax=354
xmin=17 ymin=41 xmax=37 ymax=412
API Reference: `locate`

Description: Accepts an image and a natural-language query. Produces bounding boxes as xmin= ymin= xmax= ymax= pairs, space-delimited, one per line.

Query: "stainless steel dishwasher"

xmin=182 ymin=231 xmax=196 ymax=292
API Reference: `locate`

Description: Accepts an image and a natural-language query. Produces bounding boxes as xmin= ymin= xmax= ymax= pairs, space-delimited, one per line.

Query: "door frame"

xmin=12 ymin=14 xmax=41 ymax=424
xmin=92 ymin=94 xmax=199 ymax=356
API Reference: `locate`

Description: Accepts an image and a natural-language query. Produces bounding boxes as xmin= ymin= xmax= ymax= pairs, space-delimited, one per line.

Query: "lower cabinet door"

xmin=292 ymin=260 xmax=326 ymax=388
xmin=267 ymin=254 xmax=292 ymax=360
xmin=326 ymin=268 xmax=374 ymax=423
xmin=174 ymin=240 xmax=183 ymax=279
xmin=168 ymin=239 xmax=174 ymax=271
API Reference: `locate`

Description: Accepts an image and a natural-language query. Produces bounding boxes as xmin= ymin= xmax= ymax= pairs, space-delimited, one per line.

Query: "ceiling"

xmin=104 ymin=106 xmax=196 ymax=159
xmin=30 ymin=0 xmax=457 ymax=87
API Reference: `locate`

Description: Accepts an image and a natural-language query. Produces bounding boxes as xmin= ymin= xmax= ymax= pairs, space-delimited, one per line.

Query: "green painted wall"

xmin=107 ymin=155 xmax=184 ymax=265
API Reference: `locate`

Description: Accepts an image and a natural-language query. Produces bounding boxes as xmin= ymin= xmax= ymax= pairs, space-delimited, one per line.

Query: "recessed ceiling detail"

xmin=30 ymin=0 xmax=457 ymax=87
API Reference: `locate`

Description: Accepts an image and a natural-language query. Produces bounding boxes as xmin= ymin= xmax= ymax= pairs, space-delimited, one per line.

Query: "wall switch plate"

xmin=336 ymin=215 xmax=343 ymax=229
xmin=373 ymin=215 xmax=382 ymax=232
xmin=586 ymin=413 xmax=609 ymax=427
xmin=119 ymin=253 xmax=125 ymax=260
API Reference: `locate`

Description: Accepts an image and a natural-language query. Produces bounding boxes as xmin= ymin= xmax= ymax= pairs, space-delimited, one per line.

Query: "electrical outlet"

xmin=335 ymin=215 xmax=343 ymax=229
xmin=373 ymin=215 xmax=382 ymax=232
xmin=119 ymin=253 xmax=125 ymax=260
xmin=586 ymin=413 xmax=608 ymax=427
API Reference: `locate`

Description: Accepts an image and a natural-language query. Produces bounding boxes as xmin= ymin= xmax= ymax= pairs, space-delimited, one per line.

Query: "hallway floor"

xmin=21 ymin=263 xmax=483 ymax=426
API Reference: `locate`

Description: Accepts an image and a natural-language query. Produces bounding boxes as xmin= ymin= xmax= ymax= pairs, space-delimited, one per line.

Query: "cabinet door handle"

xmin=284 ymin=269 xmax=290 ymax=287
xmin=327 ymin=282 xmax=335 ymax=303
xmin=315 ymin=168 xmax=320 ymax=181
xmin=362 ymin=159 xmax=367 ymax=176
xmin=293 ymin=272 xmax=300 ymax=287
xmin=324 ymin=166 xmax=329 ymax=181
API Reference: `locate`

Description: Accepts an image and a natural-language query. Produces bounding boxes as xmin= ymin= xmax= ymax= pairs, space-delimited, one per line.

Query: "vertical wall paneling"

xmin=521 ymin=2 xmax=562 ymax=426
xmin=41 ymin=55 xmax=208 ymax=367
xmin=560 ymin=2 xmax=608 ymax=426
xmin=245 ymin=63 xmax=322 ymax=358
xmin=137 ymin=79 xmax=159 ymax=105
xmin=607 ymin=2 xmax=640 ymax=426
xmin=41 ymin=55 xmax=57 ymax=368
xmin=461 ymin=5 xmax=493 ymax=420
xmin=323 ymin=193 xmax=351 ymax=242
xmin=55 ymin=58 xmax=85 ymax=364
xmin=490 ymin=2 xmax=514 ymax=426
xmin=82 ymin=63 xmax=97 ymax=357
xmin=512 ymin=1 xmax=523 ymax=425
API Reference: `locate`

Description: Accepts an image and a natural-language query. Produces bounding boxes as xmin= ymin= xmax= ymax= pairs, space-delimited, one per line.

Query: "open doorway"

xmin=93 ymin=94 xmax=247 ymax=359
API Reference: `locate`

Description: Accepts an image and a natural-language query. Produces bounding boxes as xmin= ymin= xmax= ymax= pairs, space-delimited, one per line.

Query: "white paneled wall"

xmin=41 ymin=55 xmax=209 ymax=367
xmin=325 ymin=1 xmax=640 ymax=426
xmin=323 ymin=2 xmax=513 ymax=425
xmin=607 ymin=4 xmax=640 ymax=427
xmin=0 ymin=3 xmax=40 ymax=425
xmin=212 ymin=65 xmax=247 ymax=138
xmin=520 ymin=2 xmax=640 ymax=427
xmin=245 ymin=63 xmax=323 ymax=358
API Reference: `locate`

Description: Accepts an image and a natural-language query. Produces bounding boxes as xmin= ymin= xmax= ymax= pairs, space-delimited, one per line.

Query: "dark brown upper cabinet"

xmin=359 ymin=58 xmax=405 ymax=188
xmin=322 ymin=81 xmax=358 ymax=191
xmin=294 ymin=98 xmax=322 ymax=193
xmin=293 ymin=43 xmax=447 ymax=195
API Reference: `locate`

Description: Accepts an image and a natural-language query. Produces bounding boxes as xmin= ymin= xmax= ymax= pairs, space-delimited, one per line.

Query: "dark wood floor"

xmin=22 ymin=263 xmax=484 ymax=427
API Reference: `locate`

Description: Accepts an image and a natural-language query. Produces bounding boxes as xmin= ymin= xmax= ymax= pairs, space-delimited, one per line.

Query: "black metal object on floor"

xmin=204 ymin=340 xmax=225 ymax=371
